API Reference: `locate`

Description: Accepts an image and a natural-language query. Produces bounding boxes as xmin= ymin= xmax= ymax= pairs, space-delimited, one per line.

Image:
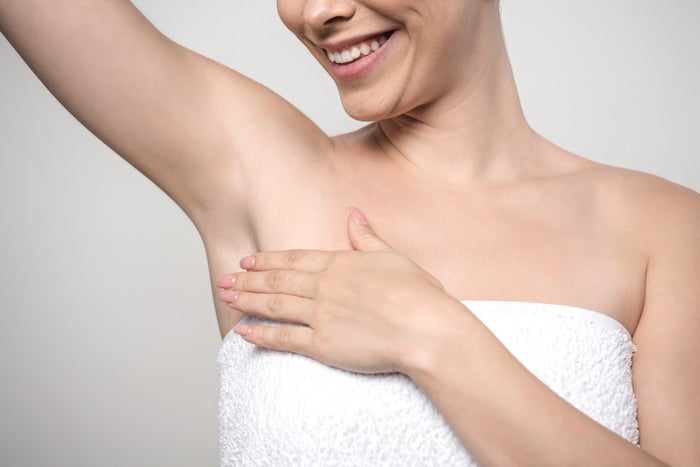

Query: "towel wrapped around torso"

xmin=218 ymin=300 xmax=639 ymax=466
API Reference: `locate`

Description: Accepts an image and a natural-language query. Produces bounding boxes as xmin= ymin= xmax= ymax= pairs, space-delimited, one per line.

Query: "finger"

xmin=233 ymin=269 xmax=316 ymax=297
xmin=220 ymin=291 xmax=315 ymax=325
xmin=240 ymin=249 xmax=332 ymax=272
xmin=347 ymin=207 xmax=394 ymax=252
xmin=234 ymin=323 xmax=314 ymax=355
xmin=216 ymin=274 xmax=235 ymax=289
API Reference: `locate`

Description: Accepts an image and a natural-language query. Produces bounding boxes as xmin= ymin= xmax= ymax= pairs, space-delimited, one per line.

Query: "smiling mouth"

xmin=324 ymin=32 xmax=393 ymax=65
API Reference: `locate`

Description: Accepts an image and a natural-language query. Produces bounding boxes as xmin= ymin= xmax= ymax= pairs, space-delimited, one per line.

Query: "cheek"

xmin=276 ymin=0 xmax=303 ymax=33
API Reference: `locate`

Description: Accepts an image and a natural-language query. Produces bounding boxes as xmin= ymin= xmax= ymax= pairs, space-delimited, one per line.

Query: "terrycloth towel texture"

xmin=218 ymin=301 xmax=639 ymax=466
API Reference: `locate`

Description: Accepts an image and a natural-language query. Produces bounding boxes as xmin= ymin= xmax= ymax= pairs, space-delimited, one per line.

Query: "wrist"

xmin=398 ymin=298 xmax=481 ymax=383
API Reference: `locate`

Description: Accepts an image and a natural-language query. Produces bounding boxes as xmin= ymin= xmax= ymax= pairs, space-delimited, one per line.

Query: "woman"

xmin=1 ymin=0 xmax=698 ymax=465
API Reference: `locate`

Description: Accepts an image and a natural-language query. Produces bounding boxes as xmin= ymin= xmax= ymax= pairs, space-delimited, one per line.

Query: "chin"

xmin=339 ymin=91 xmax=402 ymax=122
xmin=343 ymin=107 xmax=382 ymax=122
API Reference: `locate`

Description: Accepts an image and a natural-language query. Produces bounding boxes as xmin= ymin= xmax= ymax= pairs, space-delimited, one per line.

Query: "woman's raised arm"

xmin=0 ymin=0 xmax=331 ymax=224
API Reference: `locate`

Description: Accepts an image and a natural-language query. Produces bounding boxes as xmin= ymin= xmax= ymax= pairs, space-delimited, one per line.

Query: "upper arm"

xmin=632 ymin=184 xmax=700 ymax=465
xmin=0 ymin=1 xmax=331 ymax=223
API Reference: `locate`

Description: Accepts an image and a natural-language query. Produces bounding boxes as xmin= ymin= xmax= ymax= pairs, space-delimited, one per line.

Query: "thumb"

xmin=347 ymin=207 xmax=393 ymax=252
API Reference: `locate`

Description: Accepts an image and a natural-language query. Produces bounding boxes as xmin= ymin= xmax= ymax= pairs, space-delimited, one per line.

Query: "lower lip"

xmin=328 ymin=33 xmax=395 ymax=80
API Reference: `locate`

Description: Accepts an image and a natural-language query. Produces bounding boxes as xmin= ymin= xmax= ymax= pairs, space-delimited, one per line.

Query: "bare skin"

xmin=1 ymin=0 xmax=698 ymax=465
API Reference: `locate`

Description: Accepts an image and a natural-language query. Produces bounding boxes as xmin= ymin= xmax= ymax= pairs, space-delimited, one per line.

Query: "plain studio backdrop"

xmin=1 ymin=1 xmax=698 ymax=466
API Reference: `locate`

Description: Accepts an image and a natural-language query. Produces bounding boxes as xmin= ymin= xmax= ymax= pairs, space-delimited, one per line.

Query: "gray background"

xmin=1 ymin=1 xmax=698 ymax=465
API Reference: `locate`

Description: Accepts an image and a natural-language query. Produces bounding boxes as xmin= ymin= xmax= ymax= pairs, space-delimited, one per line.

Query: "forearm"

xmin=405 ymin=300 xmax=667 ymax=467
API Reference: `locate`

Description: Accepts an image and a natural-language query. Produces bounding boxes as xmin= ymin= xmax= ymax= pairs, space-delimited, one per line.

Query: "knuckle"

xmin=313 ymin=274 xmax=334 ymax=293
xmin=328 ymin=251 xmax=347 ymax=267
xmin=310 ymin=300 xmax=324 ymax=316
xmin=314 ymin=274 xmax=345 ymax=297
xmin=266 ymin=294 xmax=283 ymax=314
xmin=285 ymin=250 xmax=303 ymax=269
xmin=311 ymin=331 xmax=332 ymax=357
xmin=266 ymin=270 xmax=285 ymax=291
xmin=233 ymin=272 xmax=245 ymax=289
xmin=332 ymin=251 xmax=360 ymax=271
xmin=273 ymin=327 xmax=294 ymax=348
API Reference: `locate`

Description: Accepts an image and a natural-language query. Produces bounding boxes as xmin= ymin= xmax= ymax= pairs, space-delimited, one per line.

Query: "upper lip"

xmin=317 ymin=30 xmax=395 ymax=53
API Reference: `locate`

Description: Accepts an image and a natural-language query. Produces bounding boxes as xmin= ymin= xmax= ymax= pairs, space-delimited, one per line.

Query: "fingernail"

xmin=348 ymin=207 xmax=369 ymax=225
xmin=240 ymin=255 xmax=256 ymax=270
xmin=234 ymin=325 xmax=252 ymax=336
xmin=219 ymin=291 xmax=239 ymax=303
xmin=216 ymin=274 xmax=235 ymax=289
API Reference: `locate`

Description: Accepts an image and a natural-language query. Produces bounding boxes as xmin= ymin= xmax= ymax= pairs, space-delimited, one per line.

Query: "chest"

xmin=247 ymin=174 xmax=645 ymax=333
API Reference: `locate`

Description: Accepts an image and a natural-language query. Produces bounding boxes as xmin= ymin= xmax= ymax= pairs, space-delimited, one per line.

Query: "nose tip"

xmin=304 ymin=0 xmax=356 ymax=29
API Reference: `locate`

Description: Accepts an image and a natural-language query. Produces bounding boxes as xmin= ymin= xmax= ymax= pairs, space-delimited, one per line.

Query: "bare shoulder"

xmin=549 ymin=154 xmax=699 ymax=291
xmin=563 ymin=159 xmax=700 ymax=236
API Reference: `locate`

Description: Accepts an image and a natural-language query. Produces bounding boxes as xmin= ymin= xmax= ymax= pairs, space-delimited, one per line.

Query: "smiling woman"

xmin=0 ymin=1 xmax=699 ymax=466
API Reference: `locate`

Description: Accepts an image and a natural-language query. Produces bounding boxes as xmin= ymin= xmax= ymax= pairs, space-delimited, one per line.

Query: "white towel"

xmin=218 ymin=301 xmax=638 ymax=466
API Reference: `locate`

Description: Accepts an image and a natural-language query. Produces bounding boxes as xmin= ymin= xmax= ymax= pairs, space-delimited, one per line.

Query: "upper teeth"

xmin=326 ymin=34 xmax=389 ymax=65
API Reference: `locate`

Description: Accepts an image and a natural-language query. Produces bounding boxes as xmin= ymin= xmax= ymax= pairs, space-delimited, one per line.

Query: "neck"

xmin=374 ymin=22 xmax=542 ymax=188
